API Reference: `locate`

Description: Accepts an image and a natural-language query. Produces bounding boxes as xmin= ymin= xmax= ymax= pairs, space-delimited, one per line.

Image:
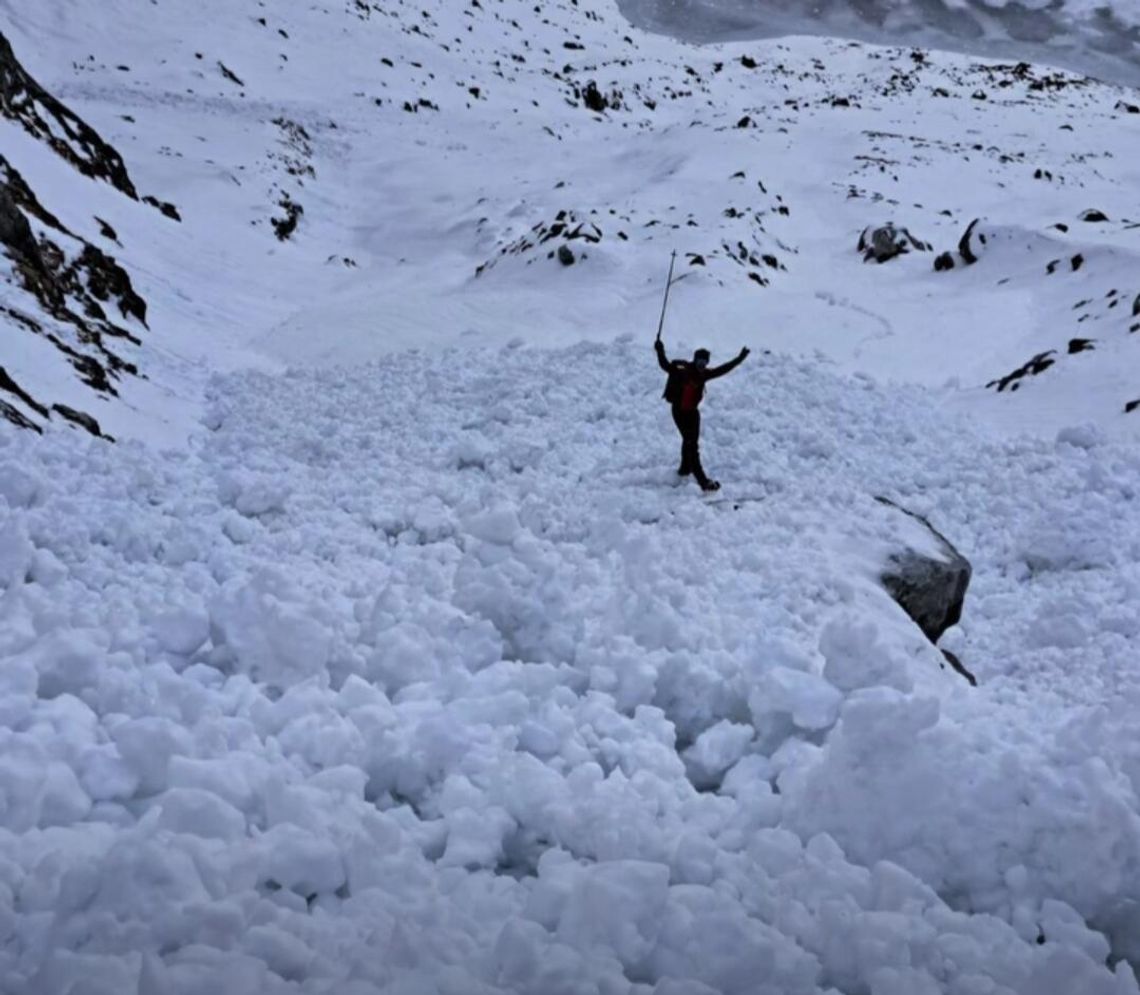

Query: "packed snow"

xmin=3 ymin=0 xmax=1140 ymax=991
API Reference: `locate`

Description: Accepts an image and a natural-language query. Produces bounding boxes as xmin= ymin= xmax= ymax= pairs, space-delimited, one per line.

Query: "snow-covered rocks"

xmin=857 ymin=223 xmax=931 ymax=263
xmin=876 ymin=496 xmax=972 ymax=647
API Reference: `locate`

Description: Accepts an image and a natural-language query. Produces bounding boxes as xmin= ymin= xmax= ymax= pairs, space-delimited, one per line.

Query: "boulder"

xmin=857 ymin=223 xmax=931 ymax=263
xmin=875 ymin=496 xmax=972 ymax=647
xmin=0 ymin=182 xmax=40 ymax=266
xmin=957 ymin=218 xmax=984 ymax=264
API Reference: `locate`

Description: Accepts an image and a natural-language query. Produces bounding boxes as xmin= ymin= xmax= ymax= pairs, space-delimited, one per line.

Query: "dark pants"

xmin=672 ymin=406 xmax=711 ymax=486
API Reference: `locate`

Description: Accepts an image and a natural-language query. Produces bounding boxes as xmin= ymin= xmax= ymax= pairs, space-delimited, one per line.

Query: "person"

xmin=655 ymin=338 xmax=749 ymax=492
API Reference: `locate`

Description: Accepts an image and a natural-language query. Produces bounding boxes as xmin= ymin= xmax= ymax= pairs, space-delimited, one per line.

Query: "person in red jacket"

xmin=655 ymin=338 xmax=749 ymax=492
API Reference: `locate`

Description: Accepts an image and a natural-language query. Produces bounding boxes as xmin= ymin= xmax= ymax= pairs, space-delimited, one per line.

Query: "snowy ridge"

xmin=3 ymin=340 xmax=1140 ymax=993
xmin=2 ymin=0 xmax=1139 ymax=438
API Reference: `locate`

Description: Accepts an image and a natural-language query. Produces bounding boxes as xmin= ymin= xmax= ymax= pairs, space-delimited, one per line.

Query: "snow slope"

xmin=2 ymin=0 xmax=1140 ymax=992
xmin=3 ymin=340 xmax=1140 ymax=994
xmin=2 ymin=0 xmax=1139 ymax=440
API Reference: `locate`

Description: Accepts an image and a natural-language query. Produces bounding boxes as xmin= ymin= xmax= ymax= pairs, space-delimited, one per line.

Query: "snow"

xmin=3 ymin=333 xmax=1140 ymax=992
xmin=2 ymin=0 xmax=1140 ymax=989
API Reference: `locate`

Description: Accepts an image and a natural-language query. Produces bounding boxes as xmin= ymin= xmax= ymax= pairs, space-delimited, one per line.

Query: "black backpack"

xmin=663 ymin=364 xmax=687 ymax=404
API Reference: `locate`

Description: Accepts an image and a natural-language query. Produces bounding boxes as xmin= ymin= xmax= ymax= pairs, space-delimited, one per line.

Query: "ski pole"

xmin=655 ymin=250 xmax=677 ymax=343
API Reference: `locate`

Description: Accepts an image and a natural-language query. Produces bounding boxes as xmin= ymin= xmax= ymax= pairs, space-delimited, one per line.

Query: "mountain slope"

xmin=2 ymin=0 xmax=1139 ymax=440
xmin=2 ymin=0 xmax=1140 ymax=992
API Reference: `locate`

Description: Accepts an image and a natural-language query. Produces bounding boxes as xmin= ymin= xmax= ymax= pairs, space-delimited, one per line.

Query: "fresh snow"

xmin=2 ymin=0 xmax=1140 ymax=991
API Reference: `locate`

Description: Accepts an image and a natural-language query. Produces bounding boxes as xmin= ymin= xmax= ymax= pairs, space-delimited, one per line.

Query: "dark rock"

xmin=957 ymin=218 xmax=981 ymax=264
xmin=0 ymin=398 xmax=41 ymax=432
xmin=857 ymin=223 xmax=931 ymax=263
xmin=142 ymin=195 xmax=181 ymax=221
xmin=933 ymin=251 xmax=955 ymax=272
xmin=0 ymin=180 xmax=42 ymax=267
xmin=0 ymin=364 xmax=50 ymax=418
xmin=1132 ymin=293 xmax=1140 ymax=317
xmin=1079 ymin=209 xmax=1109 ymax=222
xmin=1067 ymin=338 xmax=1094 ymax=354
xmin=1071 ymin=253 xmax=1084 ymax=271
xmin=740 ymin=55 xmax=757 ymax=69
xmin=95 ymin=216 xmax=118 ymax=241
xmin=986 ymin=350 xmax=1056 ymax=392
xmin=52 ymin=403 xmax=108 ymax=438
xmin=218 ymin=61 xmax=245 ymax=87
xmin=876 ymin=496 xmax=972 ymax=648
xmin=0 ymin=32 xmax=138 ymax=198
xmin=582 ymin=81 xmax=607 ymax=113
xmin=557 ymin=244 xmax=575 ymax=266
xmin=1126 ymin=399 xmax=1140 ymax=414
xmin=735 ymin=115 xmax=752 ymax=129
xmin=1117 ymin=100 xmax=1140 ymax=113
xmin=77 ymin=244 xmax=147 ymax=324
xmin=941 ymin=649 xmax=977 ymax=687
xmin=271 ymin=195 xmax=303 ymax=241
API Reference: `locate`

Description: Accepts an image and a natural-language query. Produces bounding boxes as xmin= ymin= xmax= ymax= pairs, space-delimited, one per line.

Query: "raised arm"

xmin=704 ymin=347 xmax=750 ymax=380
xmin=654 ymin=338 xmax=672 ymax=372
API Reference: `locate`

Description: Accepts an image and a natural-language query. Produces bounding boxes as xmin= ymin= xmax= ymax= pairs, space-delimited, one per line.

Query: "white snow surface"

xmin=3 ymin=341 xmax=1140 ymax=993
xmin=3 ymin=0 xmax=1140 ymax=991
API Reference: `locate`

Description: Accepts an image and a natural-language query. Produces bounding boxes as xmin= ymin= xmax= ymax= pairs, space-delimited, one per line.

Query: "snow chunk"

xmin=751 ymin=665 xmax=843 ymax=732
xmin=821 ymin=616 xmax=913 ymax=693
xmin=0 ymin=517 xmax=34 ymax=589
xmin=1056 ymin=423 xmax=1105 ymax=450
xmin=463 ymin=505 xmax=522 ymax=545
xmin=152 ymin=604 xmax=210 ymax=657
xmin=682 ymin=720 xmax=754 ymax=788
xmin=555 ymin=860 xmax=671 ymax=967
xmin=0 ymin=461 xmax=44 ymax=508
xmin=152 ymin=787 xmax=247 ymax=840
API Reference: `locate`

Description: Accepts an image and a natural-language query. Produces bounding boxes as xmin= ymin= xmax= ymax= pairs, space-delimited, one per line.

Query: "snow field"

xmin=3 ymin=338 xmax=1140 ymax=992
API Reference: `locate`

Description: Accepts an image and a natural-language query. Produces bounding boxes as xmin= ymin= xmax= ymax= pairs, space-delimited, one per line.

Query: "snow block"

xmin=875 ymin=497 xmax=971 ymax=646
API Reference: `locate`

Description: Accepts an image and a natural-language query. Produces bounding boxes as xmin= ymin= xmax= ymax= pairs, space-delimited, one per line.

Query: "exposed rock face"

xmin=0 ymin=33 xmax=156 ymax=437
xmin=0 ymin=31 xmax=138 ymax=199
xmin=857 ymin=223 xmax=931 ymax=263
xmin=876 ymin=496 xmax=974 ymax=683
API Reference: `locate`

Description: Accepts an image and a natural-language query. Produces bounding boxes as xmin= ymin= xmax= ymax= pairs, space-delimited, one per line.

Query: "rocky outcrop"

xmin=876 ymin=496 xmax=976 ymax=684
xmin=857 ymin=223 xmax=931 ymax=263
xmin=0 ymin=160 xmax=150 ymax=434
xmin=0 ymin=31 xmax=138 ymax=199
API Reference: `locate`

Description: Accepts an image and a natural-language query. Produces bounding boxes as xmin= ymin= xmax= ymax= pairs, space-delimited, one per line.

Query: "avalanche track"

xmin=2 ymin=340 xmax=1139 ymax=994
